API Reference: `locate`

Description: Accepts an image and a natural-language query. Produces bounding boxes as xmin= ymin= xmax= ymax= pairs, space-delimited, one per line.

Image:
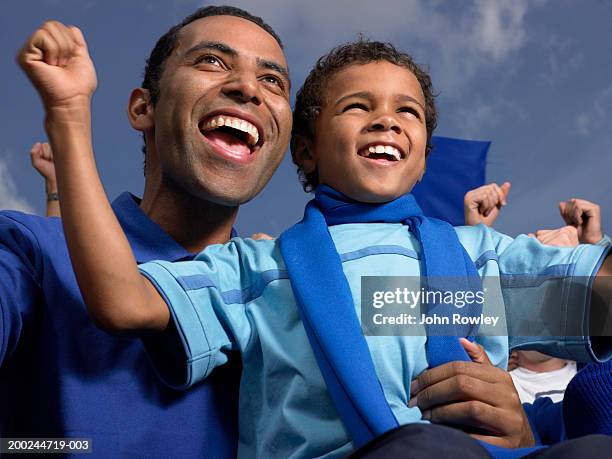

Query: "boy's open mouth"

xmin=357 ymin=143 xmax=405 ymax=162
xmin=199 ymin=114 xmax=263 ymax=160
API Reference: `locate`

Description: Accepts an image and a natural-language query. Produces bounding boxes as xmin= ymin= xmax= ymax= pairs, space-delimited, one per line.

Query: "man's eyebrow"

xmin=256 ymin=58 xmax=290 ymax=85
xmin=183 ymin=41 xmax=237 ymax=58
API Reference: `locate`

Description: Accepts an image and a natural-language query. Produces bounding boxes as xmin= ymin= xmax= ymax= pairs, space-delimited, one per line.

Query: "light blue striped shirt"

xmin=140 ymin=223 xmax=609 ymax=458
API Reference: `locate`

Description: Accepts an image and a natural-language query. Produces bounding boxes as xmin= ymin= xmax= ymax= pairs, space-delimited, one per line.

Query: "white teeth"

xmin=201 ymin=115 xmax=260 ymax=146
xmin=363 ymin=144 xmax=402 ymax=161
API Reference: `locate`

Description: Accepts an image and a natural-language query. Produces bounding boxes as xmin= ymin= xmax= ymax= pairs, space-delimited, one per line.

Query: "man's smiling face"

xmin=150 ymin=15 xmax=292 ymax=206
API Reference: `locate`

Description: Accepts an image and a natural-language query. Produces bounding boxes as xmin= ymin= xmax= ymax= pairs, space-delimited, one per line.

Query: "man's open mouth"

xmin=357 ymin=144 xmax=405 ymax=162
xmin=199 ymin=114 xmax=262 ymax=159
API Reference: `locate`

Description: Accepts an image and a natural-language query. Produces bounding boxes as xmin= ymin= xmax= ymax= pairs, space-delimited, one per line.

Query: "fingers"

xmin=464 ymin=182 xmax=509 ymax=226
xmin=500 ymin=182 xmax=511 ymax=201
xmin=251 ymin=232 xmax=274 ymax=241
xmin=30 ymin=141 xmax=42 ymax=156
xmin=507 ymin=351 xmax=519 ymax=371
xmin=41 ymin=142 xmax=53 ymax=160
xmin=411 ymin=360 xmax=503 ymax=396
xmin=68 ymin=26 xmax=87 ymax=49
xmin=423 ymin=401 xmax=506 ymax=434
xmin=19 ymin=21 xmax=80 ymax=68
xmin=410 ymin=373 xmax=501 ymax=410
xmin=459 ymin=338 xmax=492 ymax=365
xmin=534 ymin=226 xmax=579 ymax=247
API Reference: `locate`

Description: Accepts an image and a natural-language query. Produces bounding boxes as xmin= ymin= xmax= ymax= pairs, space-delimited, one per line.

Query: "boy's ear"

xmin=292 ymin=135 xmax=317 ymax=175
xmin=127 ymin=88 xmax=154 ymax=132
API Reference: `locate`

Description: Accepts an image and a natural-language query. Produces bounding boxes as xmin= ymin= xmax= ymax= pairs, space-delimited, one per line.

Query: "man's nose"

xmin=222 ymin=73 xmax=262 ymax=105
xmin=367 ymin=113 xmax=402 ymax=134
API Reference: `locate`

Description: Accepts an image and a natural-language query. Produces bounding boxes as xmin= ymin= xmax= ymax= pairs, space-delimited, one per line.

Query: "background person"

xmin=30 ymin=141 xmax=60 ymax=217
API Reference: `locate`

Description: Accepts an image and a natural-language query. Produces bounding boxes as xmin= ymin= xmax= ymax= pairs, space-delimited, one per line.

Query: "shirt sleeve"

xmin=139 ymin=239 xmax=275 ymax=390
xmin=0 ymin=215 xmax=43 ymax=367
xmin=494 ymin=233 xmax=611 ymax=362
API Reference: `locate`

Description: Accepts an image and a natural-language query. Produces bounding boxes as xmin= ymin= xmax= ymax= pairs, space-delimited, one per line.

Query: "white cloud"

xmin=223 ymin=0 xmax=542 ymax=93
xmin=0 ymin=159 xmax=35 ymax=214
xmin=471 ymin=0 xmax=528 ymax=60
xmin=576 ymin=83 xmax=612 ymax=136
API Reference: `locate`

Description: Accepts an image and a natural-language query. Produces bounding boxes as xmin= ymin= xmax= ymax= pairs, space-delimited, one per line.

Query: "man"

xmin=2 ymin=6 xmax=291 ymax=457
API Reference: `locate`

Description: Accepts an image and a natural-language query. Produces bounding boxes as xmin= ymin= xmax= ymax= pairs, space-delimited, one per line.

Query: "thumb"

xmin=459 ymin=338 xmax=492 ymax=365
xmin=501 ymin=182 xmax=511 ymax=201
xmin=559 ymin=201 xmax=570 ymax=223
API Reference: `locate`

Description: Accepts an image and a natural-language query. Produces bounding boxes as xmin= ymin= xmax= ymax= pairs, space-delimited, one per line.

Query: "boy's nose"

xmin=367 ymin=114 xmax=402 ymax=135
xmin=222 ymin=73 xmax=263 ymax=105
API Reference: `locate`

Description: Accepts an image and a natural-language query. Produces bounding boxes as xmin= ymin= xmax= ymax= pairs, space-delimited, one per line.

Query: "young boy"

xmin=34 ymin=37 xmax=610 ymax=458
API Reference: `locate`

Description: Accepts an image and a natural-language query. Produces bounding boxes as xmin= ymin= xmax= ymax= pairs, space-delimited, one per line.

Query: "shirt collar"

xmin=111 ymin=192 xmax=193 ymax=263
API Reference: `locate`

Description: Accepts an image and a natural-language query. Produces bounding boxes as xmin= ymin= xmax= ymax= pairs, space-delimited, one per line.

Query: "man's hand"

xmin=530 ymin=226 xmax=579 ymax=247
xmin=409 ymin=339 xmax=535 ymax=449
xmin=17 ymin=21 xmax=97 ymax=113
xmin=559 ymin=198 xmax=603 ymax=244
xmin=464 ymin=182 xmax=511 ymax=227
xmin=30 ymin=142 xmax=57 ymax=186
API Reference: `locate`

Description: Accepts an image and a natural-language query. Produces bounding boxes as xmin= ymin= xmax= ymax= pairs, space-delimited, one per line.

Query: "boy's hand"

xmin=464 ymin=182 xmax=511 ymax=227
xmin=559 ymin=198 xmax=603 ymax=244
xmin=17 ymin=21 xmax=97 ymax=114
xmin=409 ymin=339 xmax=534 ymax=449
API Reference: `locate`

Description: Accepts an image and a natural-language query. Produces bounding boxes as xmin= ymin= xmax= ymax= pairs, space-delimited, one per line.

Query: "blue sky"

xmin=2 ymin=0 xmax=611 ymax=237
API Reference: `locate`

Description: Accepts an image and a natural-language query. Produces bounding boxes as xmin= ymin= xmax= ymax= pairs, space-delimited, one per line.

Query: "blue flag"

xmin=412 ymin=136 xmax=490 ymax=225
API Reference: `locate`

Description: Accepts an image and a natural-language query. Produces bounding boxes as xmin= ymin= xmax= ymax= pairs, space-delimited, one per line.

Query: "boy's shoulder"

xmin=453 ymin=223 xmax=514 ymax=259
xmin=194 ymin=236 xmax=285 ymax=270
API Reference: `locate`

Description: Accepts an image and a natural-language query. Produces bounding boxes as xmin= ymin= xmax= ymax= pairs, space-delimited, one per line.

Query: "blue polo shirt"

xmin=0 ymin=192 xmax=239 ymax=458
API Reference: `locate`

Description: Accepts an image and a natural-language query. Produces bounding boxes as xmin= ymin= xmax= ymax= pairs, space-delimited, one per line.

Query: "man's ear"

xmin=292 ymin=135 xmax=317 ymax=175
xmin=127 ymin=88 xmax=154 ymax=132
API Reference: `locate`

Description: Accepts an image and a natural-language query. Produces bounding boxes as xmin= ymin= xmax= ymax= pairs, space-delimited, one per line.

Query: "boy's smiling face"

xmin=304 ymin=61 xmax=428 ymax=203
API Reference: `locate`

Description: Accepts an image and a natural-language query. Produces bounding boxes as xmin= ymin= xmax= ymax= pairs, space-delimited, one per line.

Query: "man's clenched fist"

xmin=17 ymin=21 xmax=97 ymax=112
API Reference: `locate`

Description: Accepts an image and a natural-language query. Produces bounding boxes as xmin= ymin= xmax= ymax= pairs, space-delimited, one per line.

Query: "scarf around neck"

xmin=278 ymin=185 xmax=484 ymax=446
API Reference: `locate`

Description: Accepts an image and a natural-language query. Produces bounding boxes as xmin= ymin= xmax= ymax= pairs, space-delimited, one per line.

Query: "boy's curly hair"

xmin=291 ymin=39 xmax=437 ymax=192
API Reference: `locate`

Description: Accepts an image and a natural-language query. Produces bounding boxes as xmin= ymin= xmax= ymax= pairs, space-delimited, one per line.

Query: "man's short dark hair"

xmin=140 ymin=5 xmax=283 ymax=164
xmin=291 ymin=39 xmax=438 ymax=192
xmin=142 ymin=5 xmax=283 ymax=105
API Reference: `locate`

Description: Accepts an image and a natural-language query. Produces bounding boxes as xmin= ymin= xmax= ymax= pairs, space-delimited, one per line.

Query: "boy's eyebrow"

xmin=335 ymin=91 xmax=372 ymax=106
xmin=183 ymin=41 xmax=237 ymax=58
xmin=334 ymin=91 xmax=426 ymax=111
xmin=396 ymin=94 xmax=426 ymax=111
xmin=256 ymin=58 xmax=291 ymax=86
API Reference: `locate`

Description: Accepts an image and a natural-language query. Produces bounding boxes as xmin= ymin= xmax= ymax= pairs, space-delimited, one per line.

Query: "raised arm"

xmin=17 ymin=21 xmax=168 ymax=334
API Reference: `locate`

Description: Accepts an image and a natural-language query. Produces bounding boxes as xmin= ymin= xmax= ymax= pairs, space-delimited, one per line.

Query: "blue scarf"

xmin=279 ymin=185 xmax=483 ymax=446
